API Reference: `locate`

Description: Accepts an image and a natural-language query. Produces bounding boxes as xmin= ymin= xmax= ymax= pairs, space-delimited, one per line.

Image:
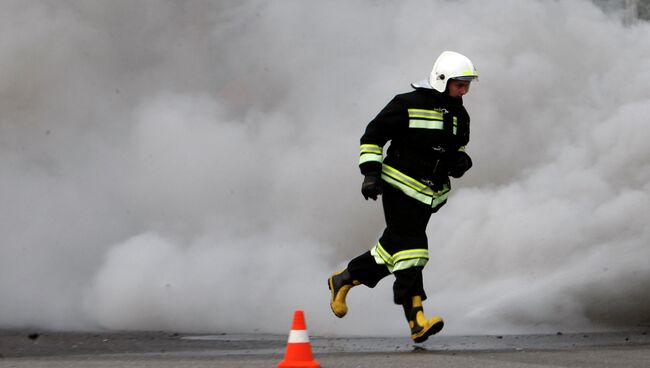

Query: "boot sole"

xmin=413 ymin=320 xmax=444 ymax=343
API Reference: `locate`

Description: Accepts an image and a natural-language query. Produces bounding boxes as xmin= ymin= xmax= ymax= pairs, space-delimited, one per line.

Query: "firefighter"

xmin=328 ymin=51 xmax=478 ymax=343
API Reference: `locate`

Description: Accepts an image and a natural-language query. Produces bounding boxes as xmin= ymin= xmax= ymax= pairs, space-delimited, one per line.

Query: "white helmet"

xmin=412 ymin=51 xmax=478 ymax=93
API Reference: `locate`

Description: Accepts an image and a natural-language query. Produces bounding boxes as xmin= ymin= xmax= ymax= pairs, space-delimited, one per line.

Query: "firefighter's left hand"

xmin=448 ymin=152 xmax=473 ymax=178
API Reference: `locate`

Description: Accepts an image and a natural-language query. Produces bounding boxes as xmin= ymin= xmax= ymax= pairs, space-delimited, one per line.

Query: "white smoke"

xmin=1 ymin=0 xmax=649 ymax=336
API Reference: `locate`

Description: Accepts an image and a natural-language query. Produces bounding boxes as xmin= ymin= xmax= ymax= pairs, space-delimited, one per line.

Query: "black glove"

xmin=361 ymin=172 xmax=383 ymax=200
xmin=448 ymin=151 xmax=473 ymax=178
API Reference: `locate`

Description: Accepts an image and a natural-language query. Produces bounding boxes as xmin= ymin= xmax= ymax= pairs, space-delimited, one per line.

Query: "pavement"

xmin=1 ymin=329 xmax=649 ymax=367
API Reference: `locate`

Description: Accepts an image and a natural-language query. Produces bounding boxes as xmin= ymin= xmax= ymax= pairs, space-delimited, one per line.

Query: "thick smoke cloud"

xmin=1 ymin=0 xmax=649 ymax=335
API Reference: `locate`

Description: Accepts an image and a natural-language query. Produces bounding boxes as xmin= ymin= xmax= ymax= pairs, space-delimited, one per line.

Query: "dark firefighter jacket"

xmin=358 ymin=86 xmax=471 ymax=210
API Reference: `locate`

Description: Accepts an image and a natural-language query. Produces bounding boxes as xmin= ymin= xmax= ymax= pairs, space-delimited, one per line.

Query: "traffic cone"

xmin=277 ymin=310 xmax=320 ymax=368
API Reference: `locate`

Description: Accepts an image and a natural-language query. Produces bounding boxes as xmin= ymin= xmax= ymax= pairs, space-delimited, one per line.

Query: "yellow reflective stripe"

xmin=408 ymin=109 xmax=443 ymax=120
xmin=360 ymin=144 xmax=382 ymax=155
xmin=407 ymin=109 xmax=457 ymax=134
xmin=382 ymin=165 xmax=432 ymax=194
xmin=359 ymin=144 xmax=383 ymax=165
xmin=370 ymin=242 xmax=393 ymax=265
xmin=393 ymin=249 xmax=429 ymax=263
xmin=370 ymin=245 xmax=384 ymax=265
xmin=393 ymin=258 xmax=429 ymax=272
xmin=431 ymin=190 xmax=449 ymax=208
xmin=409 ymin=119 xmax=444 ymax=130
xmin=382 ymin=175 xmax=432 ymax=205
xmin=381 ymin=164 xmax=450 ymax=208
xmin=370 ymin=243 xmax=429 ymax=272
xmin=359 ymin=153 xmax=382 ymax=165
xmin=408 ymin=109 xmax=444 ymax=130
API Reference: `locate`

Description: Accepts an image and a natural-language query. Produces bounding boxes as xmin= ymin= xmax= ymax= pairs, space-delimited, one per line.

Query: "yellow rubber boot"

xmin=404 ymin=295 xmax=444 ymax=343
xmin=327 ymin=269 xmax=360 ymax=318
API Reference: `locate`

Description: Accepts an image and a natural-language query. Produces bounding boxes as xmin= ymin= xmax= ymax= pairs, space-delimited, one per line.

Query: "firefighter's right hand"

xmin=361 ymin=173 xmax=383 ymax=200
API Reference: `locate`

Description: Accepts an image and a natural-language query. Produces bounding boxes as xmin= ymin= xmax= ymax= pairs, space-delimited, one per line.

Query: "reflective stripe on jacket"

xmin=381 ymin=164 xmax=449 ymax=209
xmin=358 ymin=87 xmax=470 ymax=185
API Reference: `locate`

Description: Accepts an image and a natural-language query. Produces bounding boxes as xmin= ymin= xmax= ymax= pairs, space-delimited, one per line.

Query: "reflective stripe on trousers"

xmin=370 ymin=242 xmax=429 ymax=272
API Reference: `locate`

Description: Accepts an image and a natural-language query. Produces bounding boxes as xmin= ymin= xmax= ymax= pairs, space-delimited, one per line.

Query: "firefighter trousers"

xmin=347 ymin=182 xmax=433 ymax=304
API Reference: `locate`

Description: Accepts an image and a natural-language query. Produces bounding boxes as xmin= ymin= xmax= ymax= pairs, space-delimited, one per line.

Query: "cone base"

xmin=277 ymin=360 xmax=320 ymax=368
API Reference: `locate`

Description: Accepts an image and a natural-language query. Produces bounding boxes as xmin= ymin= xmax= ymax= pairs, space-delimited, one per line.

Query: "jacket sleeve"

xmin=358 ymin=96 xmax=407 ymax=175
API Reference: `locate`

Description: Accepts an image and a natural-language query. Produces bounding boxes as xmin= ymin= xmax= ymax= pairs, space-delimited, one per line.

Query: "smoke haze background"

xmin=1 ymin=0 xmax=649 ymax=336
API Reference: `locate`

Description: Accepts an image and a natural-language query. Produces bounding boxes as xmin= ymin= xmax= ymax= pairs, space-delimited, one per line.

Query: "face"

xmin=446 ymin=79 xmax=471 ymax=98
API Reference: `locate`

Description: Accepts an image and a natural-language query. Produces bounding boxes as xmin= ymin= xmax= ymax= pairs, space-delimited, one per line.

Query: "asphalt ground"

xmin=1 ymin=329 xmax=650 ymax=367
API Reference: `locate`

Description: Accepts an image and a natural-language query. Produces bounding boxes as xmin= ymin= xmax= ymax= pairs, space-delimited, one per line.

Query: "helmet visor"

xmin=451 ymin=75 xmax=478 ymax=82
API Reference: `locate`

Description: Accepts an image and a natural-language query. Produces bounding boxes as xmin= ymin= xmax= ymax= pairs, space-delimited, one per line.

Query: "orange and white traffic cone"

xmin=277 ymin=310 xmax=320 ymax=368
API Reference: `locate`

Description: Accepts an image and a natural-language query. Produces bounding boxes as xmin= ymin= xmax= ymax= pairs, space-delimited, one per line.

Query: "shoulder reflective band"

xmin=409 ymin=119 xmax=444 ymax=130
xmin=381 ymin=164 xmax=450 ymax=208
xmin=370 ymin=242 xmax=429 ymax=273
xmin=408 ymin=109 xmax=443 ymax=130
xmin=359 ymin=144 xmax=383 ymax=165
xmin=408 ymin=109 xmax=458 ymax=135
xmin=408 ymin=109 xmax=444 ymax=120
